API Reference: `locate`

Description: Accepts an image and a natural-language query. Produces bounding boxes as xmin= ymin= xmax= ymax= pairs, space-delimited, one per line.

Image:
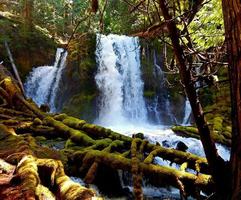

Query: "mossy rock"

xmin=62 ymin=93 xmax=97 ymax=122
xmin=172 ymin=126 xmax=199 ymax=139
xmin=172 ymin=125 xmax=231 ymax=146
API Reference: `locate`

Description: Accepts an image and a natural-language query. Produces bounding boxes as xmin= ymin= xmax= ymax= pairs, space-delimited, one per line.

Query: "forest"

xmin=0 ymin=0 xmax=240 ymax=200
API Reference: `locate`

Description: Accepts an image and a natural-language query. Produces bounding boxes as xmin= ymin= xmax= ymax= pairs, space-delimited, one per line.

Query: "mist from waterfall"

xmin=24 ymin=48 xmax=67 ymax=112
xmin=95 ymin=34 xmax=147 ymax=126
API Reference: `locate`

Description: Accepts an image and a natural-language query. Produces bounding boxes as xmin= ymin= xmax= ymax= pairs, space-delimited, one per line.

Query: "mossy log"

xmin=72 ymin=149 xmax=213 ymax=195
xmin=54 ymin=114 xmax=132 ymax=142
xmin=1 ymin=111 xmax=211 ymax=197
xmin=0 ymin=64 xmax=217 ymax=198
xmin=53 ymin=114 xmax=209 ymax=172
xmin=144 ymin=144 xmax=208 ymax=174
xmin=0 ymin=124 xmax=101 ymax=200
xmin=0 ymin=65 xmax=46 ymax=118
xmin=43 ymin=116 xmax=95 ymax=145
xmin=131 ymin=138 xmax=144 ymax=200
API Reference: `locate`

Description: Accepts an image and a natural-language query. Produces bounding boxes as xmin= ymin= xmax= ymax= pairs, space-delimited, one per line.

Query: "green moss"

xmin=65 ymin=139 xmax=77 ymax=148
xmin=62 ymin=93 xmax=96 ymax=121
xmin=225 ymin=126 xmax=232 ymax=134
xmin=143 ymin=91 xmax=156 ymax=98
xmin=33 ymin=118 xmax=42 ymax=126
xmin=62 ymin=117 xmax=86 ymax=129
xmin=172 ymin=125 xmax=231 ymax=146
xmin=35 ymin=136 xmax=47 ymax=141
xmin=172 ymin=126 xmax=199 ymax=136
xmin=213 ymin=116 xmax=223 ymax=131
xmin=54 ymin=114 xmax=68 ymax=121
xmin=223 ymin=126 xmax=232 ymax=139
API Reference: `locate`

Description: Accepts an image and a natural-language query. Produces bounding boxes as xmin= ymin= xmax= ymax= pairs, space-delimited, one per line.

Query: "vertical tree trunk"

xmin=22 ymin=0 xmax=33 ymax=32
xmin=222 ymin=1 xmax=241 ymax=199
xmin=159 ymin=0 xmax=229 ymax=197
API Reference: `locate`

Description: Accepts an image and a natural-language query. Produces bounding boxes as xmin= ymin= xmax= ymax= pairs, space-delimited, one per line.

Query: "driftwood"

xmin=0 ymin=64 xmax=215 ymax=199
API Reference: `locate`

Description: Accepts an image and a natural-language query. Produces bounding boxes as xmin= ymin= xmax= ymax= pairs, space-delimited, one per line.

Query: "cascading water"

xmin=24 ymin=48 xmax=67 ymax=112
xmin=182 ymin=98 xmax=192 ymax=125
xmin=95 ymin=34 xmax=147 ymax=125
xmin=94 ymin=34 xmax=230 ymax=167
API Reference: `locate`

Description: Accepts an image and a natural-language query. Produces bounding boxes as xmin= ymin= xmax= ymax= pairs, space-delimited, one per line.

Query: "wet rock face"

xmin=162 ymin=140 xmax=171 ymax=148
xmin=175 ymin=141 xmax=188 ymax=152
xmin=134 ymin=132 xmax=145 ymax=140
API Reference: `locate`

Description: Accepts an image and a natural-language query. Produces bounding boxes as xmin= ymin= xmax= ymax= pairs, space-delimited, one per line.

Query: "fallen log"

xmin=0 ymin=124 xmax=101 ymax=200
xmin=0 ymin=63 xmax=216 ymax=199
xmin=71 ymin=149 xmax=214 ymax=195
xmin=131 ymin=138 xmax=144 ymax=200
xmin=53 ymin=114 xmax=209 ymax=173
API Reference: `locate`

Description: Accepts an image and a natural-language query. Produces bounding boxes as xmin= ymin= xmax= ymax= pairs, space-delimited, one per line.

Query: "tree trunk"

xmin=22 ymin=0 xmax=33 ymax=32
xmin=222 ymin=0 xmax=241 ymax=199
xmin=159 ymin=0 xmax=229 ymax=197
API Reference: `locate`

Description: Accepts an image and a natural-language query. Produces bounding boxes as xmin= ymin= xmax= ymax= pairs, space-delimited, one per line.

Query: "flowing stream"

xmin=24 ymin=48 xmax=67 ymax=112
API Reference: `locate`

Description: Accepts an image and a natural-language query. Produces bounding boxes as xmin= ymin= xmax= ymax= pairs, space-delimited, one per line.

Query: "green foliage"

xmin=189 ymin=0 xmax=224 ymax=49
xmin=0 ymin=15 xmax=56 ymax=78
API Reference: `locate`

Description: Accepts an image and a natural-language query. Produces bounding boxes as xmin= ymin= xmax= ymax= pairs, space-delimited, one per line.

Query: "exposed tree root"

xmin=0 ymin=123 xmax=100 ymax=200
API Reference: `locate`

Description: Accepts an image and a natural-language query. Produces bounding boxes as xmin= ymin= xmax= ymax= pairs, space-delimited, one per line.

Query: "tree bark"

xmin=222 ymin=0 xmax=241 ymax=199
xmin=22 ymin=0 xmax=33 ymax=31
xmin=158 ymin=0 xmax=228 ymax=197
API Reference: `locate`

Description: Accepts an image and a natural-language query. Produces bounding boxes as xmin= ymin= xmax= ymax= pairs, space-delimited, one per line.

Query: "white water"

xmin=95 ymin=34 xmax=147 ymax=126
xmin=95 ymin=34 xmax=230 ymax=162
xmin=182 ymin=98 xmax=192 ymax=125
xmin=24 ymin=48 xmax=67 ymax=112
xmin=105 ymin=124 xmax=230 ymax=161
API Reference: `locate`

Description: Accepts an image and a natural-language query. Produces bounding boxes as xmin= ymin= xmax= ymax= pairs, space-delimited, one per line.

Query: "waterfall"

xmin=182 ymin=98 xmax=192 ymax=125
xmin=95 ymin=34 xmax=147 ymax=125
xmin=24 ymin=48 xmax=67 ymax=112
xmin=153 ymin=50 xmax=164 ymax=81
